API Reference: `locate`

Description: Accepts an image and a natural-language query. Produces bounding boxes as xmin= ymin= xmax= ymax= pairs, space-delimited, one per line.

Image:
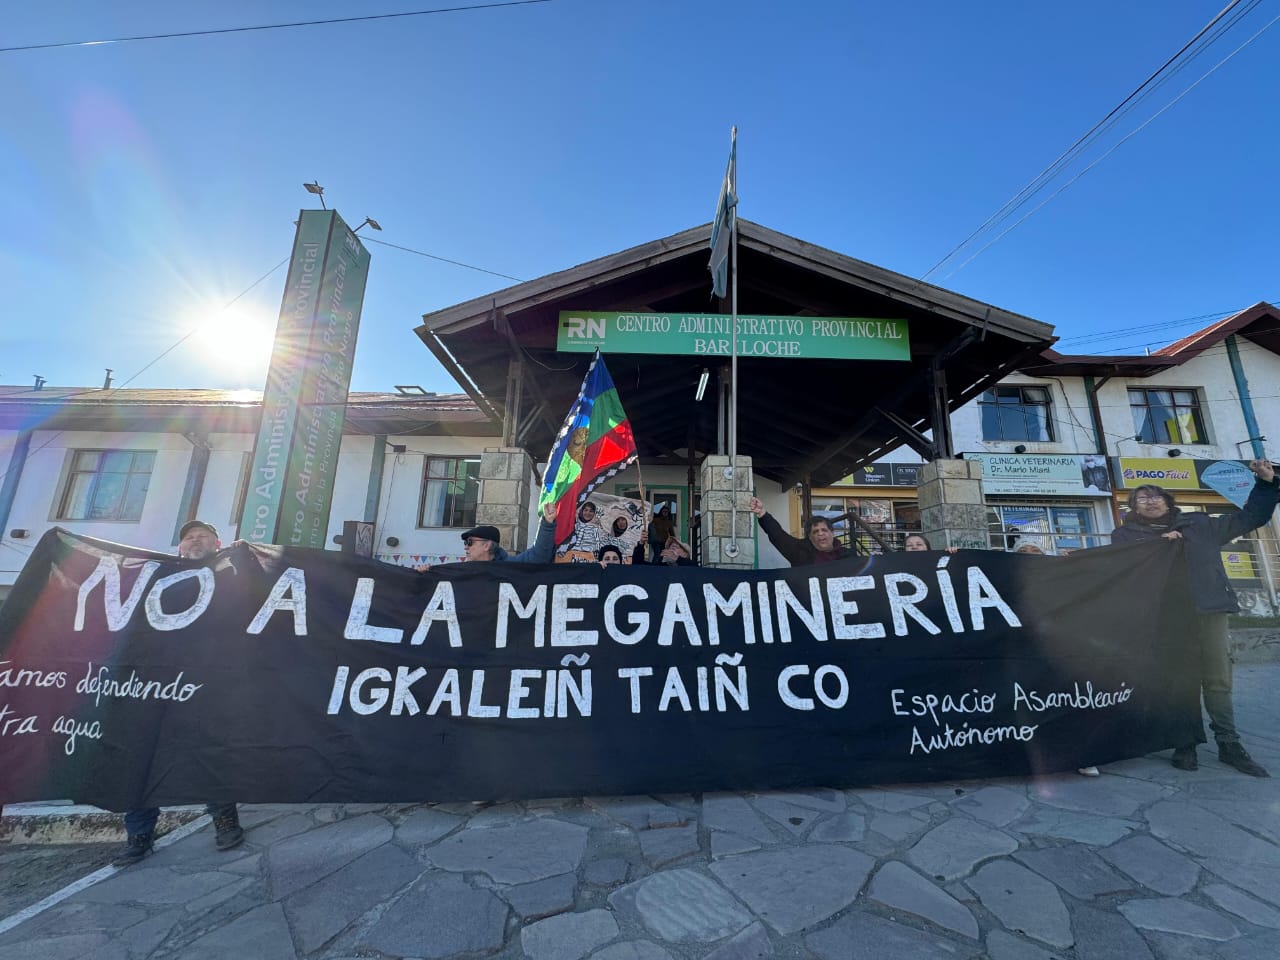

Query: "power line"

xmin=0 ymin=256 xmax=290 ymax=490
xmin=922 ymin=0 xmax=1270 ymax=281
xmin=0 ymin=1 xmax=552 ymax=54
xmin=939 ymin=8 xmax=1280 ymax=283
xmin=361 ymin=236 xmax=524 ymax=282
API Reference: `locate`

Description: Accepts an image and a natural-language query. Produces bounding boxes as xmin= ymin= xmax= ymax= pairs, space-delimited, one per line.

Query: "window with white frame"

xmin=1128 ymin=388 xmax=1207 ymax=444
xmin=57 ymin=449 xmax=155 ymax=521
xmin=417 ymin=456 xmax=480 ymax=528
xmin=979 ymin=385 xmax=1055 ymax=442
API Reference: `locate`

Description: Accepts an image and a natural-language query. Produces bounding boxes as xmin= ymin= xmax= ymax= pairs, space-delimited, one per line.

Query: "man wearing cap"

xmin=1112 ymin=458 xmax=1277 ymax=778
xmin=114 ymin=519 xmax=245 ymax=865
xmin=460 ymin=502 xmax=559 ymax=563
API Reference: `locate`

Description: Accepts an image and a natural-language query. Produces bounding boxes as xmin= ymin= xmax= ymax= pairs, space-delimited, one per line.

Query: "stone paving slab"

xmin=966 ymin=860 xmax=1073 ymax=949
xmin=708 ymin=844 xmax=873 ymax=935
xmin=522 ymin=907 xmax=618 ymax=960
xmin=1069 ymin=902 xmax=1155 ymax=960
xmin=1119 ymin=896 xmax=1241 ymax=941
xmin=422 ymin=816 xmax=589 ymax=883
xmin=868 ymin=859 xmax=979 ymax=939
xmin=1013 ymin=845 xmax=1134 ymax=899
xmin=806 ymin=912 xmax=982 ymax=960
xmin=266 ymin=813 xmax=394 ymax=899
xmin=1 ymin=665 xmax=1277 ymax=960
xmin=360 ymin=871 xmax=508 ymax=958
xmin=906 ymin=818 xmax=1018 ymax=880
xmin=609 ymin=868 xmax=752 ymax=942
xmin=1097 ymin=833 xmax=1201 ymax=895
xmin=283 ymin=842 xmax=422 ymax=954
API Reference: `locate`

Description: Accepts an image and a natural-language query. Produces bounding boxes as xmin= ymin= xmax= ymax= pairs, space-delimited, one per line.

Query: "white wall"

xmin=369 ymin=436 xmax=493 ymax=565
xmin=0 ymin=430 xmax=199 ymax=584
xmin=1237 ymin=338 xmax=1280 ymax=459
xmin=951 ymin=375 xmax=1098 ymax=455
xmin=1096 ymin=354 xmax=1252 ymax=461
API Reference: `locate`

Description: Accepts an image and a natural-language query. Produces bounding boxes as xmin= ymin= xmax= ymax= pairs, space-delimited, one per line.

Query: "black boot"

xmin=1219 ymin=742 xmax=1270 ymax=778
xmin=113 ymin=832 xmax=154 ymax=867
xmin=212 ymin=809 xmax=245 ymax=850
xmin=1171 ymin=745 xmax=1198 ymax=770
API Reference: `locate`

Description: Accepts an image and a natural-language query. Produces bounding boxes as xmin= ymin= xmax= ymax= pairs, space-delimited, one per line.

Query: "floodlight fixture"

xmin=302 ymin=181 xmax=326 ymax=209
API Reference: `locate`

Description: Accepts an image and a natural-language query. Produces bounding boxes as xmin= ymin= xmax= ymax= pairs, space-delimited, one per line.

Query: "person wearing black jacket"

xmin=748 ymin=497 xmax=853 ymax=566
xmin=1112 ymin=458 xmax=1278 ymax=777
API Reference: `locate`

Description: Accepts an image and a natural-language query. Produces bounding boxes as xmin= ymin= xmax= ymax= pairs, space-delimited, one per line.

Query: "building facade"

xmin=4 ymin=305 xmax=1279 ymax=611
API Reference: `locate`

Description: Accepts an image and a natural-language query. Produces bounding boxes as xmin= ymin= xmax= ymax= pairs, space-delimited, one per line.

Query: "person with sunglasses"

xmin=459 ymin=501 xmax=559 ymax=563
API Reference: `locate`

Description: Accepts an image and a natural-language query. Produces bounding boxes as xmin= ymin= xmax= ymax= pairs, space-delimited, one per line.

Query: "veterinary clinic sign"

xmin=557 ymin=311 xmax=910 ymax=361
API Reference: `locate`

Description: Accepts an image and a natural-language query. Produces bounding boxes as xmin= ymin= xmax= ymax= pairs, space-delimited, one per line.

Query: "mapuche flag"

xmin=539 ymin=351 xmax=638 ymax=547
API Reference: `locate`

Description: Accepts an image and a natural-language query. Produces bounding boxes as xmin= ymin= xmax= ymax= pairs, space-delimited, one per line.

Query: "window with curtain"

xmin=1128 ymin=388 xmax=1207 ymax=444
xmin=57 ymin=449 xmax=155 ymax=521
xmin=417 ymin=457 xmax=480 ymax=528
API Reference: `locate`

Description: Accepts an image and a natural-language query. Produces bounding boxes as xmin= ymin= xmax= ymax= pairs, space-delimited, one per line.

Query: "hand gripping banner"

xmin=0 ymin=529 xmax=1202 ymax=810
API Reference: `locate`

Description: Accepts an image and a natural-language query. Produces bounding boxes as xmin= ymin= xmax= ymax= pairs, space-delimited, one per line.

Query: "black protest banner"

xmin=0 ymin=529 xmax=1203 ymax=810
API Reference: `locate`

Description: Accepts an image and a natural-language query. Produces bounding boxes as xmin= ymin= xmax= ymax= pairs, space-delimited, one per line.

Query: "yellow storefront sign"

xmin=1221 ymin=551 xmax=1257 ymax=580
xmin=1116 ymin=458 xmax=1199 ymax=489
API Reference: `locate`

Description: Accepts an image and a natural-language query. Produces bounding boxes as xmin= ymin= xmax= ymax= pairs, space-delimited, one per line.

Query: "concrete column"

xmin=918 ymin=458 xmax=989 ymax=550
xmin=477 ymin=447 xmax=534 ymax=552
xmin=698 ymin=455 xmax=755 ymax=570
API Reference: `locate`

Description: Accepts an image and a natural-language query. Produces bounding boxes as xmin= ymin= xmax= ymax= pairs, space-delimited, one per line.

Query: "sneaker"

xmin=1077 ymin=766 xmax=1100 ymax=777
xmin=1171 ymin=745 xmax=1198 ymax=771
xmin=212 ymin=810 xmax=245 ymax=851
xmin=113 ymin=832 xmax=154 ymax=867
xmin=1218 ymin=742 xmax=1270 ymax=778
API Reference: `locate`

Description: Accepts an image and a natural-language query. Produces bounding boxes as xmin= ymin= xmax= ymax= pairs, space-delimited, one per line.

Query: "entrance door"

xmin=618 ymin=486 xmax=686 ymax=558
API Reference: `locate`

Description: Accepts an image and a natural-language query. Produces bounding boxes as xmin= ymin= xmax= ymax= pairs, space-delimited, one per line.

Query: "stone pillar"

xmin=477 ymin=447 xmax=534 ymax=552
xmin=918 ymin=458 xmax=989 ymax=550
xmin=699 ymin=455 xmax=756 ymax=570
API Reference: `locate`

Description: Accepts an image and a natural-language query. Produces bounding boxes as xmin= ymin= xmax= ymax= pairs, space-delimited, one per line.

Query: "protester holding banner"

xmin=115 ymin=520 xmax=244 ymax=866
xmin=749 ymin=497 xmax=853 ymax=565
xmin=1112 ymin=458 xmax=1277 ymax=778
xmin=597 ymin=545 xmax=623 ymax=566
xmin=461 ymin=502 xmax=559 ymax=563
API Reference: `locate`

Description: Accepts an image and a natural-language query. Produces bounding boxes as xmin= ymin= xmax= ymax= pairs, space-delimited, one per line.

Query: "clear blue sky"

xmin=2 ymin=1 xmax=1277 ymax=394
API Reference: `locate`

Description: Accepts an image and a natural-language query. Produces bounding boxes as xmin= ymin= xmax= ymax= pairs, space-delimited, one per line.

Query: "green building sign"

xmin=238 ymin=209 xmax=372 ymax=548
xmin=556 ymin=311 xmax=910 ymax=360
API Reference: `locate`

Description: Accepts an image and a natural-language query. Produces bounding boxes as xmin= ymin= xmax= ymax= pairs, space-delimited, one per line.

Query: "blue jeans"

xmin=124 ymin=803 xmax=237 ymax=838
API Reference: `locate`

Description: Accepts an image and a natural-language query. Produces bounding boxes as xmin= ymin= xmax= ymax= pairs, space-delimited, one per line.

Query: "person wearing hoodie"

xmin=460 ymin=502 xmax=559 ymax=563
xmin=1111 ymin=458 xmax=1277 ymax=777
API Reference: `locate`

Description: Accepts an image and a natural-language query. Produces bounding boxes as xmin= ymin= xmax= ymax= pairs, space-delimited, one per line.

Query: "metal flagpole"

xmin=725 ymin=126 xmax=740 ymax=559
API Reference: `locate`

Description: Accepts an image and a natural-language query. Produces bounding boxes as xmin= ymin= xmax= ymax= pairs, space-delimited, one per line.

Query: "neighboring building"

xmin=796 ymin=302 xmax=1280 ymax=614
xmin=0 ymin=388 xmax=500 ymax=603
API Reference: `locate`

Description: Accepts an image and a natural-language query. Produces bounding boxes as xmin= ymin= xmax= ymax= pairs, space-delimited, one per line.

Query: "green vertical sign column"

xmin=238 ymin=210 xmax=372 ymax=547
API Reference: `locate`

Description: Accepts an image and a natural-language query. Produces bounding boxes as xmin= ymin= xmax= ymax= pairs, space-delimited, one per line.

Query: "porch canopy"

xmin=415 ymin=221 xmax=1055 ymax=488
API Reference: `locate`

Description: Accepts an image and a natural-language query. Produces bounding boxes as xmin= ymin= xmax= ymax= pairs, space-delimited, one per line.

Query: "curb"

xmin=0 ymin=803 xmax=204 ymax=845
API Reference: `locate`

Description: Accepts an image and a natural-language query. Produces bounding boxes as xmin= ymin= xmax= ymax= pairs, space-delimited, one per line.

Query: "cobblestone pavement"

xmin=2 ymin=664 xmax=1278 ymax=960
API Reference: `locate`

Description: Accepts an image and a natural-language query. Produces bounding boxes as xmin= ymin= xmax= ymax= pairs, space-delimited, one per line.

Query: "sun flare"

xmin=189 ymin=305 xmax=276 ymax=377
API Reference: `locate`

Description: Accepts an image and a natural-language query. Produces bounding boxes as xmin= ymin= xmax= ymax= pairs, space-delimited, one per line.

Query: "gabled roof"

xmin=416 ymin=220 xmax=1056 ymax=487
xmin=1154 ymin=301 xmax=1280 ymax=359
xmin=1025 ymin=301 xmax=1280 ymax=378
xmin=0 ymin=388 xmax=497 ymax=437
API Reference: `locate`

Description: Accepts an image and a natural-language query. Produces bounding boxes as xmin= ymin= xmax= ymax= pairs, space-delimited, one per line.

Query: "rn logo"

xmin=564 ymin=315 xmax=607 ymax=340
